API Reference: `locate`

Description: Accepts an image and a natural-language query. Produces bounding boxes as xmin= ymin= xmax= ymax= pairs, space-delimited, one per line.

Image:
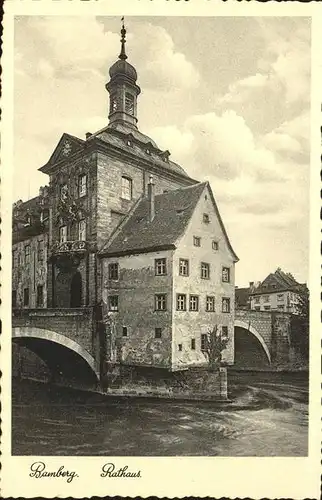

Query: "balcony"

xmin=52 ymin=240 xmax=89 ymax=255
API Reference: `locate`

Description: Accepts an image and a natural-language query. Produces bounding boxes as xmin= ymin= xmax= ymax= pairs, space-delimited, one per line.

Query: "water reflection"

xmin=12 ymin=371 xmax=308 ymax=456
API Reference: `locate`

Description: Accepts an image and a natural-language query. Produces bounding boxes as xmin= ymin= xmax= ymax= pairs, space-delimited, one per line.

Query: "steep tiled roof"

xmin=100 ymin=183 xmax=207 ymax=256
xmin=250 ymin=269 xmax=303 ymax=295
xmin=90 ymin=124 xmax=192 ymax=179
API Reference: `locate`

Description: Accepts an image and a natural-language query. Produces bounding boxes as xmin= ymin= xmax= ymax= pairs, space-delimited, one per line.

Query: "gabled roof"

xmin=39 ymin=133 xmax=85 ymax=174
xmin=100 ymin=183 xmax=207 ymax=256
xmin=100 ymin=181 xmax=239 ymax=262
xmin=250 ymin=269 xmax=303 ymax=295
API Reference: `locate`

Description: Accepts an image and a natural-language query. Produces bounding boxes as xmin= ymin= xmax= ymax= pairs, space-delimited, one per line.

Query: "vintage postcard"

xmin=1 ymin=0 xmax=321 ymax=498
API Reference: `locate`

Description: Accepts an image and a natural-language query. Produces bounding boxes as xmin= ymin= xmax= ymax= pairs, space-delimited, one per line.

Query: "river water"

xmin=12 ymin=371 xmax=308 ymax=457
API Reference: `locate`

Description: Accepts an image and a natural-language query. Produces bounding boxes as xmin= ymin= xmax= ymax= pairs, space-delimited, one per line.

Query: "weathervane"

xmin=119 ymin=16 xmax=127 ymax=61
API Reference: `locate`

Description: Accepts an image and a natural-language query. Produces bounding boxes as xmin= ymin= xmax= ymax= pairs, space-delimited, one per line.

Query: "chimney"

xmin=147 ymin=174 xmax=155 ymax=222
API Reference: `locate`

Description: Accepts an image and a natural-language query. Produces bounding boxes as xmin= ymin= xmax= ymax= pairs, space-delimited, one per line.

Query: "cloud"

xmin=219 ymin=20 xmax=310 ymax=107
xmin=15 ymin=17 xmax=199 ymax=91
xmin=129 ymin=22 xmax=200 ymax=90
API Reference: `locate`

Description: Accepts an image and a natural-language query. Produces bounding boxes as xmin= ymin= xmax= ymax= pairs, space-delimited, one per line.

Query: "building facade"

xmin=248 ymin=269 xmax=305 ymax=314
xmin=12 ymin=23 xmax=238 ymax=372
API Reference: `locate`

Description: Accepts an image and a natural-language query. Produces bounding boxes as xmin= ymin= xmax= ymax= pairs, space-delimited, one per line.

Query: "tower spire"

xmin=119 ymin=17 xmax=127 ymax=61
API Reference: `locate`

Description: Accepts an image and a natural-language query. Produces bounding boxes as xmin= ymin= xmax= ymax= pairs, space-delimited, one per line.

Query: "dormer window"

xmin=146 ymin=148 xmax=151 ymax=155
xmin=121 ymin=176 xmax=132 ymax=200
xmin=126 ymin=139 xmax=133 ymax=147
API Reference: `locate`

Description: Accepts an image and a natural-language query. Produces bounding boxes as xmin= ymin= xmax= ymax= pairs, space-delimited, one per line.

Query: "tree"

xmin=203 ymin=325 xmax=229 ymax=371
xmin=290 ymin=287 xmax=309 ymax=361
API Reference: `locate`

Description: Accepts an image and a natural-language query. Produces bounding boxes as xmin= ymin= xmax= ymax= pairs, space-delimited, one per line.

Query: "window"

xmin=12 ymin=290 xmax=17 ymax=308
xmin=254 ymin=297 xmax=260 ymax=304
xmin=263 ymin=295 xmax=270 ymax=303
xmin=206 ymin=296 xmax=215 ymax=312
xmin=191 ymin=338 xmax=196 ymax=350
xmin=122 ymin=326 xmax=128 ymax=337
xmin=212 ymin=241 xmax=218 ymax=251
xmin=201 ymin=262 xmax=210 ymax=279
xmin=36 ymin=285 xmax=44 ymax=308
xmin=203 ymin=213 xmax=210 ymax=224
xmin=24 ymin=245 xmax=30 ymax=264
xmin=108 ymin=263 xmax=119 ymax=280
xmin=178 ymin=344 xmax=183 ymax=352
xmin=222 ymin=297 xmax=231 ymax=313
xmin=59 ymin=225 xmax=67 ymax=243
xmin=222 ymin=267 xmax=230 ymax=283
xmin=277 ymin=304 xmax=285 ymax=310
xmin=179 ymin=259 xmax=189 ymax=276
xmin=222 ymin=326 xmax=228 ymax=338
xmin=193 ymin=236 xmax=201 ymax=247
xmin=264 ymin=305 xmax=271 ymax=311
xmin=189 ymin=295 xmax=199 ymax=311
xmin=155 ymin=294 xmax=167 ymax=311
xmin=37 ymin=240 xmax=44 ymax=262
xmin=79 ymin=174 xmax=87 ymax=197
xmin=125 ymin=93 xmax=134 ymax=115
xmin=121 ymin=176 xmax=132 ymax=200
xmin=201 ymin=333 xmax=208 ymax=351
xmin=23 ymin=288 xmax=29 ymax=307
xmin=155 ymin=328 xmax=162 ymax=339
xmin=176 ymin=294 xmax=187 ymax=311
xmin=277 ymin=294 xmax=284 ymax=301
xmin=155 ymin=258 xmax=167 ymax=276
xmin=78 ymin=219 xmax=86 ymax=241
xmin=108 ymin=295 xmax=118 ymax=311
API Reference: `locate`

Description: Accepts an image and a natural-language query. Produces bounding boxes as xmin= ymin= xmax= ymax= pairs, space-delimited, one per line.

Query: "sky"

xmin=14 ymin=16 xmax=310 ymax=287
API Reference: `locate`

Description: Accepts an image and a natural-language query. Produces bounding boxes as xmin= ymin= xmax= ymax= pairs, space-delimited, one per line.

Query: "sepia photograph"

xmin=11 ymin=14 xmax=310 ymax=459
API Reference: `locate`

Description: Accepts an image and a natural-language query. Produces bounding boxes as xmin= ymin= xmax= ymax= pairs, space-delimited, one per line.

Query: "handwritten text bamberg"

xmin=29 ymin=461 xmax=79 ymax=483
xmin=101 ymin=463 xmax=141 ymax=478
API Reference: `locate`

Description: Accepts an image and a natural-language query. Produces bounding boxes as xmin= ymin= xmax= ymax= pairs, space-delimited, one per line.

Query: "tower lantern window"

xmin=125 ymin=93 xmax=134 ymax=115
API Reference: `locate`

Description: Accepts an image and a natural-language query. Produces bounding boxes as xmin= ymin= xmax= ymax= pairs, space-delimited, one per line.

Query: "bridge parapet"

xmin=12 ymin=308 xmax=96 ymax=356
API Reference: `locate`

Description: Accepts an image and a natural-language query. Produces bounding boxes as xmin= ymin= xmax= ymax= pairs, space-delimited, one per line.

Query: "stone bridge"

xmin=234 ymin=309 xmax=292 ymax=369
xmin=12 ymin=308 xmax=101 ymax=385
xmin=12 ymin=307 xmax=293 ymax=385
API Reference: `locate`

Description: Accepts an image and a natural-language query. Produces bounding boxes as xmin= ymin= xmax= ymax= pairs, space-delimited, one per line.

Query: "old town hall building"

xmin=12 ymin=24 xmax=238 ymax=372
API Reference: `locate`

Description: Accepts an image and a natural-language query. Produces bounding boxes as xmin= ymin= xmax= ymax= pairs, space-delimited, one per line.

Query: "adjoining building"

xmin=248 ymin=268 xmax=306 ymax=314
xmin=12 ymin=22 xmax=238 ymax=374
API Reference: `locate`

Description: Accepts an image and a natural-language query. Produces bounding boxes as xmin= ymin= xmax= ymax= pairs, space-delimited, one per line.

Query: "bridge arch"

xmin=234 ymin=319 xmax=271 ymax=364
xmin=12 ymin=327 xmax=99 ymax=379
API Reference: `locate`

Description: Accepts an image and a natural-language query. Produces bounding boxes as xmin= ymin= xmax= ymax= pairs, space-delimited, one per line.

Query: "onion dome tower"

xmin=106 ymin=19 xmax=141 ymax=129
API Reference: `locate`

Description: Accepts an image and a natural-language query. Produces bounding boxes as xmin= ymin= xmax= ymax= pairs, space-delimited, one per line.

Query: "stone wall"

xmin=96 ymin=152 xmax=191 ymax=249
xmin=101 ymin=251 xmax=174 ymax=368
xmin=101 ymin=365 xmax=228 ymax=400
xmin=12 ymin=308 xmax=95 ymax=356
xmin=235 ymin=309 xmax=272 ymax=352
